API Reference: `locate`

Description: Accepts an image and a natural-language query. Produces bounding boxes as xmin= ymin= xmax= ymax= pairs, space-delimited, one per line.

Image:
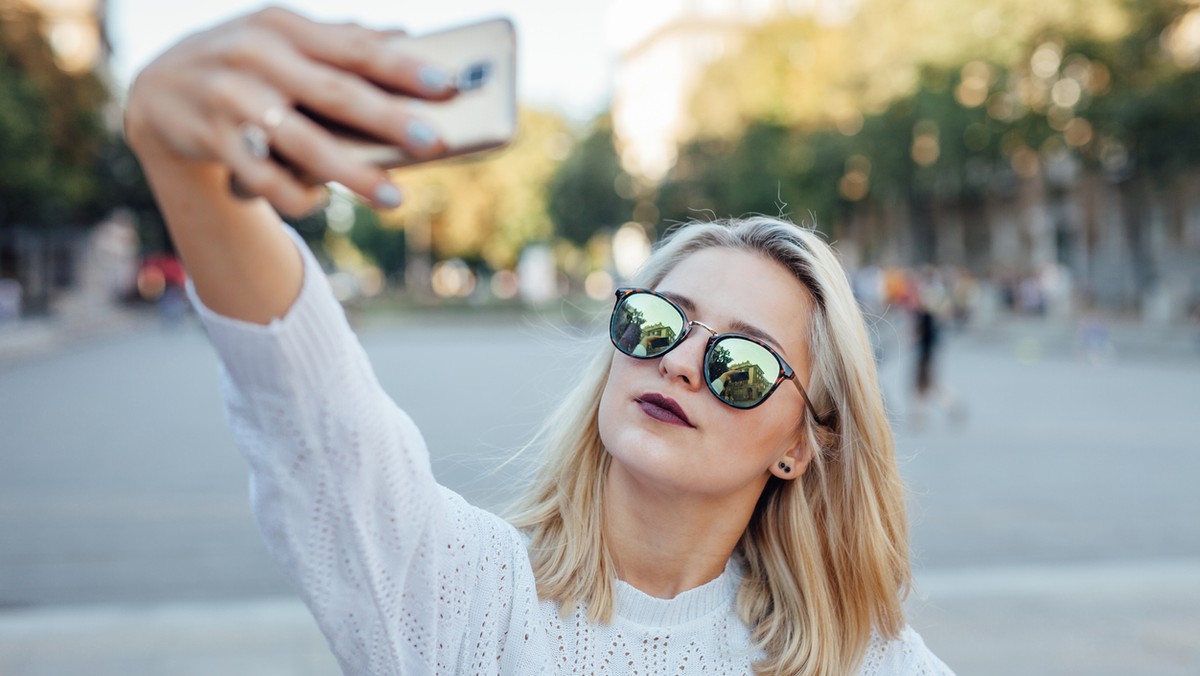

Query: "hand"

xmin=124 ymin=7 xmax=457 ymax=216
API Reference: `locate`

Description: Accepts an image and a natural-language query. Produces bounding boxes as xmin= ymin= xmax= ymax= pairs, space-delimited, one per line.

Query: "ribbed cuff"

xmin=186 ymin=225 xmax=353 ymax=395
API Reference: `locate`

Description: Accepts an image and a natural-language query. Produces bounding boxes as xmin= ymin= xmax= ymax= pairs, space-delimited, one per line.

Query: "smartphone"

xmin=307 ymin=17 xmax=518 ymax=170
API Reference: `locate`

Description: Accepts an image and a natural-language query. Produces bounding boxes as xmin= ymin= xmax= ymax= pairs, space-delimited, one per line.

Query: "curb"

xmin=0 ymin=308 xmax=157 ymax=370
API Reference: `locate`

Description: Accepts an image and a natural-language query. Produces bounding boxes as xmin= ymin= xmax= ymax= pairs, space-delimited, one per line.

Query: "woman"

xmin=125 ymin=8 xmax=952 ymax=675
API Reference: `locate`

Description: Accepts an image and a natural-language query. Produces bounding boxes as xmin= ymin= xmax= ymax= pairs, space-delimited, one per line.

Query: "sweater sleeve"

xmin=187 ymin=225 xmax=535 ymax=674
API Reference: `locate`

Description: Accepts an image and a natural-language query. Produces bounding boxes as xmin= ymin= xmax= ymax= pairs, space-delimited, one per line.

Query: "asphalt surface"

xmin=1 ymin=310 xmax=1197 ymax=675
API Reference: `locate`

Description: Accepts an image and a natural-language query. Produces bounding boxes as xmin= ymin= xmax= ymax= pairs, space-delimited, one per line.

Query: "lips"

xmin=636 ymin=392 xmax=694 ymax=428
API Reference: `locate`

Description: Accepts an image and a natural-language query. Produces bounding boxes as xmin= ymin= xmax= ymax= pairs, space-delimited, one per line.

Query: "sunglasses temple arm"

xmin=791 ymin=379 xmax=824 ymax=427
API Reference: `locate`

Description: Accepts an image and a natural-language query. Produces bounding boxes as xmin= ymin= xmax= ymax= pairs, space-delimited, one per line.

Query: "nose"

xmin=658 ymin=321 xmax=716 ymax=388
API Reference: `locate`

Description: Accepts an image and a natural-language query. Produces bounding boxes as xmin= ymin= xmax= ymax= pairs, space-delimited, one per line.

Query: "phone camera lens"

xmin=459 ymin=61 xmax=492 ymax=91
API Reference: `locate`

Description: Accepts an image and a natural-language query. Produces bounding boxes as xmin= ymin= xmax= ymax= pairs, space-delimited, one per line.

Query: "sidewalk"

xmin=959 ymin=315 xmax=1200 ymax=363
xmin=1 ymin=561 xmax=1197 ymax=675
xmin=0 ymin=305 xmax=155 ymax=370
xmin=867 ymin=311 xmax=1200 ymax=366
xmin=0 ymin=598 xmax=338 ymax=676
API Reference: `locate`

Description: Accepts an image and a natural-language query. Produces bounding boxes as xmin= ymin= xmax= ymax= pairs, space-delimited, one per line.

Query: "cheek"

xmin=735 ymin=407 xmax=803 ymax=461
xmin=596 ymin=354 xmax=624 ymax=449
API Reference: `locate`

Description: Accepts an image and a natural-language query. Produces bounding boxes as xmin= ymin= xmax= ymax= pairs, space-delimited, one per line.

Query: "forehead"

xmin=654 ymin=247 xmax=815 ymax=360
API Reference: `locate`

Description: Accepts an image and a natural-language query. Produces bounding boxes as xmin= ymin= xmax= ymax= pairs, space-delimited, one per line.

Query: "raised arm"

xmin=123 ymin=7 xmax=452 ymax=324
xmin=120 ymin=11 xmax=547 ymax=673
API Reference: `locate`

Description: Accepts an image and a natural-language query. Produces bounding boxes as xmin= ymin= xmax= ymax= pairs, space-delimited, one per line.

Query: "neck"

xmin=603 ymin=461 xmax=764 ymax=599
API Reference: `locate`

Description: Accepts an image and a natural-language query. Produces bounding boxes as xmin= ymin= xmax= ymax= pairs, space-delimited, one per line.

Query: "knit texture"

xmin=189 ymin=226 xmax=954 ymax=675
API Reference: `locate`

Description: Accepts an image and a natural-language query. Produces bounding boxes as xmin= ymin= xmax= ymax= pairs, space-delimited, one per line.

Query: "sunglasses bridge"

xmin=677 ymin=319 xmax=719 ymax=343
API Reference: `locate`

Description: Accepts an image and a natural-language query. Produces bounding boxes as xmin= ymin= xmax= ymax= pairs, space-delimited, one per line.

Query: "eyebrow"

xmin=660 ymin=291 xmax=789 ymax=357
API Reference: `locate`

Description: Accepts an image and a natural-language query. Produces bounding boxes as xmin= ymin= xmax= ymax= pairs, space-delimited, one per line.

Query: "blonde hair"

xmin=508 ymin=216 xmax=910 ymax=675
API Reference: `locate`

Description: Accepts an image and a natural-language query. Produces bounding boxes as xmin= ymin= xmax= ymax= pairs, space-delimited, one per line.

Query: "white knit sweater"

xmin=190 ymin=227 xmax=954 ymax=675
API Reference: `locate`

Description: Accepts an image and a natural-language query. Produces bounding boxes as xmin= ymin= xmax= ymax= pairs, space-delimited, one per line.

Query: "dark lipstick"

xmin=636 ymin=393 xmax=693 ymax=428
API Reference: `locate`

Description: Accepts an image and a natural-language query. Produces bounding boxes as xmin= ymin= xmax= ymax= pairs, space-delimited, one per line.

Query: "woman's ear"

xmin=770 ymin=441 xmax=814 ymax=480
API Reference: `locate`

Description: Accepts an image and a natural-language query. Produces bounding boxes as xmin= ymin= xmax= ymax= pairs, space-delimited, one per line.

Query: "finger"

xmin=229 ymin=172 xmax=329 ymax=216
xmin=247 ymin=9 xmax=456 ymax=100
xmin=217 ymin=118 xmax=331 ymax=216
xmin=267 ymin=109 xmax=411 ymax=207
xmin=206 ymin=69 xmax=410 ymax=209
xmin=233 ymin=48 xmax=449 ymax=165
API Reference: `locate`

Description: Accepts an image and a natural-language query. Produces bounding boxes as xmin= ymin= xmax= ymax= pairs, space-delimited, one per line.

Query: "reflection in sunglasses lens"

xmin=613 ymin=293 xmax=684 ymax=357
xmin=611 ymin=292 xmax=784 ymax=409
xmin=706 ymin=337 xmax=780 ymax=408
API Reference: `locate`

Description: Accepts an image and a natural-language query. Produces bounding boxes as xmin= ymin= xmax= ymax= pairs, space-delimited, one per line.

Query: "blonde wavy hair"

xmin=508 ymin=216 xmax=910 ymax=675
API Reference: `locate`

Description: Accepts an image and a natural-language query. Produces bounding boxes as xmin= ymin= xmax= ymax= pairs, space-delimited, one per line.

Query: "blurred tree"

xmin=347 ymin=203 xmax=406 ymax=281
xmin=662 ymin=0 xmax=1200 ymax=278
xmin=0 ymin=5 xmax=111 ymax=228
xmin=386 ymin=108 xmax=571 ymax=271
xmin=657 ymin=123 xmax=846 ymax=232
xmin=1047 ymin=0 xmax=1200 ymax=297
xmin=1061 ymin=0 xmax=1200 ymax=179
xmin=686 ymin=0 xmax=1133 ymax=143
xmin=94 ymin=136 xmax=171 ymax=254
xmin=546 ymin=116 xmax=635 ymax=246
xmin=0 ymin=5 xmax=121 ymax=314
xmin=283 ymin=205 xmax=329 ymax=248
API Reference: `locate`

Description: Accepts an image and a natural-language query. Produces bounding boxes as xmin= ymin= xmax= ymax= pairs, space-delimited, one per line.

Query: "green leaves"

xmin=652 ymin=0 xmax=1200 ymax=236
xmin=546 ymin=118 xmax=634 ymax=246
xmin=0 ymin=6 xmax=113 ymax=228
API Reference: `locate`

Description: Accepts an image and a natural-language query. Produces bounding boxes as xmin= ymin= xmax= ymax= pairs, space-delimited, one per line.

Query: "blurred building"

xmin=612 ymin=0 xmax=858 ymax=180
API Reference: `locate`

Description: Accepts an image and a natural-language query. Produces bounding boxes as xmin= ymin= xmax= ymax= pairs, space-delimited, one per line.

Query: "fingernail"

xmin=374 ymin=182 xmax=403 ymax=209
xmin=405 ymin=119 xmax=439 ymax=149
xmin=418 ymin=65 xmax=452 ymax=92
xmin=310 ymin=187 xmax=332 ymax=213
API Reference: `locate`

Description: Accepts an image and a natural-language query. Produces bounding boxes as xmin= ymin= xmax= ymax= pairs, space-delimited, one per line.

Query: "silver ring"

xmin=239 ymin=106 xmax=287 ymax=161
xmin=239 ymin=122 xmax=270 ymax=160
xmin=261 ymin=105 xmax=286 ymax=131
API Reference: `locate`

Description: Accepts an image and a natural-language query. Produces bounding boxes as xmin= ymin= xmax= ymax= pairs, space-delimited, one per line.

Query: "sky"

xmin=106 ymin=0 xmax=693 ymax=121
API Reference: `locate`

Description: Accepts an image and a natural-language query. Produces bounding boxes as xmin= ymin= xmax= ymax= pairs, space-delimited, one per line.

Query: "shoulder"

xmin=437 ymin=486 xmax=529 ymax=557
xmin=857 ymin=625 xmax=955 ymax=676
xmin=435 ymin=486 xmax=536 ymax=589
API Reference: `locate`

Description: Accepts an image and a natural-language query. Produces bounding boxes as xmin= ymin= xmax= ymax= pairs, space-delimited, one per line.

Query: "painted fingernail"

xmin=310 ymin=187 xmax=332 ymax=213
xmin=418 ymin=65 xmax=452 ymax=92
xmin=374 ymin=182 xmax=403 ymax=209
xmin=405 ymin=119 xmax=438 ymax=149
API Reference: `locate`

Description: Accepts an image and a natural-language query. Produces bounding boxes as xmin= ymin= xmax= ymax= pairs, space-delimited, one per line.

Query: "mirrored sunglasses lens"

xmin=612 ymin=293 xmax=684 ymax=358
xmin=706 ymin=337 xmax=782 ymax=407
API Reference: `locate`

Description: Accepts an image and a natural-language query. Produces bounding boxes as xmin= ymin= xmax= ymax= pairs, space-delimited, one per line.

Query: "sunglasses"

xmin=610 ymin=287 xmax=824 ymax=423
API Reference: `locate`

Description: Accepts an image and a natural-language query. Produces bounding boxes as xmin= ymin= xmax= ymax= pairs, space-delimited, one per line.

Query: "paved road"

xmin=1 ymin=312 xmax=1197 ymax=674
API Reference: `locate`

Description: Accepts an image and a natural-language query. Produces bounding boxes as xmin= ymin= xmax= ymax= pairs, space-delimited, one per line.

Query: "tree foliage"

xmin=0 ymin=5 xmax=112 ymax=228
xmin=347 ymin=203 xmax=406 ymax=280
xmin=657 ymin=0 xmax=1200 ymax=251
xmin=686 ymin=0 xmax=1135 ymax=142
xmin=383 ymin=108 xmax=571 ymax=270
xmin=546 ymin=117 xmax=634 ymax=246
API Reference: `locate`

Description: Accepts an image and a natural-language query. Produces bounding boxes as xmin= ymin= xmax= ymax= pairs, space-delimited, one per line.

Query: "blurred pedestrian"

xmin=124 ymin=8 xmax=952 ymax=675
xmin=910 ymin=267 xmax=965 ymax=430
xmin=1077 ymin=313 xmax=1114 ymax=365
xmin=946 ymin=266 xmax=978 ymax=331
xmin=1017 ymin=274 xmax=1045 ymax=316
xmin=0 ymin=279 xmax=21 ymax=321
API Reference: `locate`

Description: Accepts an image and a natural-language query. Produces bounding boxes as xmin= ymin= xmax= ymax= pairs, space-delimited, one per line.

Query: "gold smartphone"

xmin=308 ymin=17 xmax=518 ymax=169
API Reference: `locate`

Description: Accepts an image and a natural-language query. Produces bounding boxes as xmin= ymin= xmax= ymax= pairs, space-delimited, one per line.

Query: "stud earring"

xmin=778 ymin=461 xmax=792 ymax=474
